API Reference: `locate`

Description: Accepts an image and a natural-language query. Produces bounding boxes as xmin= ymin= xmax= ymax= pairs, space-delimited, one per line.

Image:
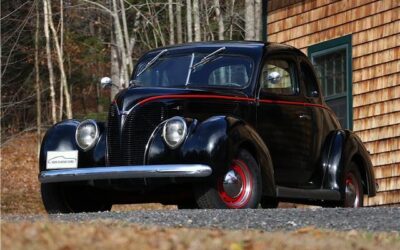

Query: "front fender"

xmin=39 ymin=120 xmax=107 ymax=172
xmin=146 ymin=116 xmax=276 ymax=197
xmin=321 ymin=130 xmax=376 ymax=197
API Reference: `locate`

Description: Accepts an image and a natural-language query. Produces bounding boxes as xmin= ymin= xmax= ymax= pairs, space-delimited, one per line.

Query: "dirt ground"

xmin=1 ymin=133 xmax=399 ymax=249
xmin=2 ymin=220 xmax=400 ymax=250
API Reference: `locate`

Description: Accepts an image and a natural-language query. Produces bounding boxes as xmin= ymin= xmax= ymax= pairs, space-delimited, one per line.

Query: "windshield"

xmin=133 ymin=52 xmax=254 ymax=89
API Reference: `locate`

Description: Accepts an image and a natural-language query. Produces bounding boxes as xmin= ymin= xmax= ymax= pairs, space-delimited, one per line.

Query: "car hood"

xmin=113 ymin=86 xmax=249 ymax=112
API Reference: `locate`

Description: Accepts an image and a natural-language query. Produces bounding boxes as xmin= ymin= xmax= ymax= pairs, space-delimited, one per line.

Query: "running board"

xmin=276 ymin=186 xmax=341 ymax=201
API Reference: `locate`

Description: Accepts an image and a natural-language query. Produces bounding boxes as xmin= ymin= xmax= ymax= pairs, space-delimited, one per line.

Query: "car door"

xmin=256 ymin=55 xmax=315 ymax=187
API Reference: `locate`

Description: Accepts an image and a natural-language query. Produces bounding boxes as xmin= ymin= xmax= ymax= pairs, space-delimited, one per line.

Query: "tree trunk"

xmin=43 ymin=0 xmax=57 ymax=124
xmin=59 ymin=0 xmax=64 ymax=120
xmin=112 ymin=0 xmax=129 ymax=89
xmin=229 ymin=0 xmax=235 ymax=39
xmin=168 ymin=0 xmax=175 ymax=45
xmin=203 ymin=1 xmax=214 ymax=40
xmin=186 ymin=0 xmax=192 ymax=42
xmin=214 ymin=0 xmax=224 ymax=40
xmin=35 ymin=0 xmax=42 ymax=156
xmin=193 ymin=0 xmax=201 ymax=41
xmin=46 ymin=0 xmax=73 ymax=119
xmin=119 ymin=0 xmax=133 ymax=73
xmin=245 ymin=0 xmax=255 ymax=40
xmin=254 ymin=0 xmax=261 ymax=41
xmin=176 ymin=0 xmax=183 ymax=43
xmin=128 ymin=11 xmax=141 ymax=56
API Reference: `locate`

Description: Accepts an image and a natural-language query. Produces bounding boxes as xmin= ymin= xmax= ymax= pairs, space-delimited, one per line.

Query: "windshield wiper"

xmin=137 ymin=49 xmax=168 ymax=76
xmin=191 ymin=47 xmax=226 ymax=71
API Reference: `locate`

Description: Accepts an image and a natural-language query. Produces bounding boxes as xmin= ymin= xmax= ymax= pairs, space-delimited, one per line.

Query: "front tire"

xmin=41 ymin=183 xmax=112 ymax=213
xmin=195 ymin=149 xmax=262 ymax=209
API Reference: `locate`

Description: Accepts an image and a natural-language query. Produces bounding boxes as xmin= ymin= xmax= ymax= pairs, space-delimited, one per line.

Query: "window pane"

xmin=313 ymin=49 xmax=346 ymax=97
xmin=261 ymin=60 xmax=295 ymax=95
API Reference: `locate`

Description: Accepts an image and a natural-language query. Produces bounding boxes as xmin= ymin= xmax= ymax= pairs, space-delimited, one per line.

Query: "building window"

xmin=308 ymin=35 xmax=353 ymax=129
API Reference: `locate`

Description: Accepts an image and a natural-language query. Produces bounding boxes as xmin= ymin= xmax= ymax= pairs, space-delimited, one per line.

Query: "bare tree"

xmin=245 ymin=0 xmax=255 ymax=40
xmin=46 ymin=0 xmax=73 ymax=119
xmin=176 ymin=0 xmax=183 ymax=43
xmin=214 ymin=0 xmax=224 ymax=40
xmin=186 ymin=0 xmax=193 ymax=42
xmin=228 ymin=0 xmax=236 ymax=39
xmin=168 ymin=0 xmax=175 ymax=45
xmin=119 ymin=0 xmax=133 ymax=73
xmin=193 ymin=0 xmax=201 ymax=41
xmin=43 ymin=0 xmax=57 ymax=124
xmin=35 ymin=0 xmax=42 ymax=154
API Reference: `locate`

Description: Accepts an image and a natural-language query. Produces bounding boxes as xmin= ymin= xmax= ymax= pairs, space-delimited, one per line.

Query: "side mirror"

xmin=267 ymin=71 xmax=282 ymax=85
xmin=100 ymin=77 xmax=112 ymax=89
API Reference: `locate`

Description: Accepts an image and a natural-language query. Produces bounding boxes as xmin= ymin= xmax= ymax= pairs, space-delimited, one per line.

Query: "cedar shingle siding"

xmin=267 ymin=0 xmax=400 ymax=205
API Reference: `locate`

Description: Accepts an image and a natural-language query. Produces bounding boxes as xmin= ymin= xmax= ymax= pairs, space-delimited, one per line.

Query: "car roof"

xmin=145 ymin=41 xmax=302 ymax=56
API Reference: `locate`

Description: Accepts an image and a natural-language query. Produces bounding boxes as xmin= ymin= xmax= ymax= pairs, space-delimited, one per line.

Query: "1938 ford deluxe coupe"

xmin=39 ymin=41 xmax=376 ymax=212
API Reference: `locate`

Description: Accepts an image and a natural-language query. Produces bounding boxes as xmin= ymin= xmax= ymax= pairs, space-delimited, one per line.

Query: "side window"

xmin=300 ymin=62 xmax=320 ymax=97
xmin=261 ymin=59 xmax=296 ymax=95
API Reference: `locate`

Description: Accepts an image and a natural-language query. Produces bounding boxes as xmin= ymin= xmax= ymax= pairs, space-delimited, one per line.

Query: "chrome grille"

xmin=107 ymin=103 xmax=167 ymax=166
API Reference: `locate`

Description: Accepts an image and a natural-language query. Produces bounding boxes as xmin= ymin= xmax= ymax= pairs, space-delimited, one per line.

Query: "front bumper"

xmin=39 ymin=164 xmax=212 ymax=183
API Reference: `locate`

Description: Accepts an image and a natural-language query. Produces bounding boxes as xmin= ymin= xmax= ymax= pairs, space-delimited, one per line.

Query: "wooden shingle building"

xmin=266 ymin=0 xmax=399 ymax=206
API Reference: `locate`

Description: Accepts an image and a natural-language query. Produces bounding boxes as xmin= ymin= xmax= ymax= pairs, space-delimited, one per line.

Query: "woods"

xmin=1 ymin=0 xmax=264 ymax=143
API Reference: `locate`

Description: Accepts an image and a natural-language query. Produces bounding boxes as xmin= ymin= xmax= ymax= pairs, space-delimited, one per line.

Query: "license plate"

xmin=46 ymin=151 xmax=78 ymax=169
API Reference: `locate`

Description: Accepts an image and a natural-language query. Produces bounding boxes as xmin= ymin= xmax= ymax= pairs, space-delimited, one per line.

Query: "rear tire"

xmin=343 ymin=162 xmax=364 ymax=207
xmin=41 ymin=183 xmax=112 ymax=213
xmin=195 ymin=149 xmax=262 ymax=209
xmin=322 ymin=162 xmax=364 ymax=208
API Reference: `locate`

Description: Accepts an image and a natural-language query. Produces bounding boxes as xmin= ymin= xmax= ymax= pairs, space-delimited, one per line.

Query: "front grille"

xmin=107 ymin=103 xmax=167 ymax=166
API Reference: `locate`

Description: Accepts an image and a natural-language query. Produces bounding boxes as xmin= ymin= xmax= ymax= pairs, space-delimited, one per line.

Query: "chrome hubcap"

xmin=222 ymin=169 xmax=243 ymax=198
xmin=218 ymin=160 xmax=253 ymax=208
xmin=345 ymin=173 xmax=359 ymax=207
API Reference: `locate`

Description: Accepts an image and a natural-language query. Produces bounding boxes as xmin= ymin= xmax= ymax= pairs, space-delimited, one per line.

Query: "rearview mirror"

xmin=267 ymin=71 xmax=282 ymax=85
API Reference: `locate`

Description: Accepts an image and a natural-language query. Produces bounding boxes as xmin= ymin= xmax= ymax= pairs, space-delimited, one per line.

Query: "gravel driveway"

xmin=3 ymin=207 xmax=399 ymax=232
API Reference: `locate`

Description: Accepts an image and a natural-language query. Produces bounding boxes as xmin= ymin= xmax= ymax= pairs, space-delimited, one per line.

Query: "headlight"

xmin=162 ymin=117 xmax=187 ymax=149
xmin=75 ymin=119 xmax=99 ymax=151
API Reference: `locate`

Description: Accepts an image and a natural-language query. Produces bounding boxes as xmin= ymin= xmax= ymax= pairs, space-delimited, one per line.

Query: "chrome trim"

xmin=39 ymin=164 xmax=212 ymax=183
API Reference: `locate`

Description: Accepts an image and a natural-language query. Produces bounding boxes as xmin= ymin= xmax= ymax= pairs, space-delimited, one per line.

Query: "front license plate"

xmin=46 ymin=151 xmax=78 ymax=169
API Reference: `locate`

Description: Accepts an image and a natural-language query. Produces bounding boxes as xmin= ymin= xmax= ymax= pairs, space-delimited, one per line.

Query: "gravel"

xmin=3 ymin=207 xmax=400 ymax=232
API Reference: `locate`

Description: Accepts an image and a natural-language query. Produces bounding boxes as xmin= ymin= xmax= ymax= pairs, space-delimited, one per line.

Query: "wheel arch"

xmin=321 ymin=129 xmax=376 ymax=197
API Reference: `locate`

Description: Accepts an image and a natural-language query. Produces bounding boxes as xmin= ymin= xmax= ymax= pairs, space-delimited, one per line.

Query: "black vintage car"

xmin=39 ymin=41 xmax=376 ymax=212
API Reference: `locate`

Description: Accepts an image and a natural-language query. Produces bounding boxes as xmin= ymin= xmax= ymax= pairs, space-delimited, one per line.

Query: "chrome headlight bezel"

xmin=75 ymin=119 xmax=99 ymax=151
xmin=162 ymin=116 xmax=188 ymax=149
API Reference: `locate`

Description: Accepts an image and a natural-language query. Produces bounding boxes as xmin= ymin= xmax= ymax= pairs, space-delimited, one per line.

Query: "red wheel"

xmin=217 ymin=160 xmax=253 ymax=208
xmin=195 ymin=149 xmax=262 ymax=209
xmin=344 ymin=163 xmax=364 ymax=207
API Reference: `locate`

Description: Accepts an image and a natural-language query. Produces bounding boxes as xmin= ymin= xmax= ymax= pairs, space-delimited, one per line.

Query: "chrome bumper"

xmin=39 ymin=164 xmax=212 ymax=183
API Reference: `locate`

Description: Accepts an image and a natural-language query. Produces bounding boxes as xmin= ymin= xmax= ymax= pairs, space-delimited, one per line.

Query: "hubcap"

xmin=345 ymin=173 xmax=360 ymax=207
xmin=218 ymin=160 xmax=253 ymax=208
xmin=222 ymin=170 xmax=243 ymax=198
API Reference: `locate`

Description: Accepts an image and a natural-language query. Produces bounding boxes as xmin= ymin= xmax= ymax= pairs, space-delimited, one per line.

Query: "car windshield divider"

xmin=191 ymin=47 xmax=226 ymax=72
xmin=136 ymin=49 xmax=168 ymax=77
xmin=185 ymin=53 xmax=195 ymax=86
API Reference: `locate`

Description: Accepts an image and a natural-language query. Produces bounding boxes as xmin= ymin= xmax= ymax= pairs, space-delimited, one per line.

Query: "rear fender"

xmin=321 ymin=130 xmax=376 ymax=197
